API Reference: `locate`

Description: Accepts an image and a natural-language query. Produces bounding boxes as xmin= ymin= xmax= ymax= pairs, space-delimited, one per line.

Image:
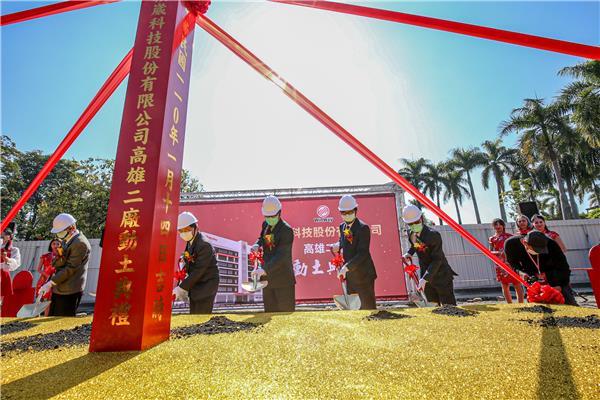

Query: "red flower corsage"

xmin=182 ymin=251 xmax=195 ymax=263
xmin=343 ymin=228 xmax=353 ymax=244
xmin=414 ymin=240 xmax=427 ymax=253
xmin=263 ymin=234 xmax=275 ymax=250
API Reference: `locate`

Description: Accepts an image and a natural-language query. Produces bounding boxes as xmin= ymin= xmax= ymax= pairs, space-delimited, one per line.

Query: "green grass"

xmin=1 ymin=304 xmax=599 ymax=399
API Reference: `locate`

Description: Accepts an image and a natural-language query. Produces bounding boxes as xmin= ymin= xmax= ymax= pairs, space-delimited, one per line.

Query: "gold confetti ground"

xmin=1 ymin=304 xmax=599 ymax=399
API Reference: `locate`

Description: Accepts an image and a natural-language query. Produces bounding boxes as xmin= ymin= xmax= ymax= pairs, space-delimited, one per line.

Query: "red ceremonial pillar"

xmin=90 ymin=0 xmax=196 ymax=352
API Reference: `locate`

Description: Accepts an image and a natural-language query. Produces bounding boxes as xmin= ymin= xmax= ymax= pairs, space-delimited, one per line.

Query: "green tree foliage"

xmin=1 ymin=135 xmax=202 ymax=240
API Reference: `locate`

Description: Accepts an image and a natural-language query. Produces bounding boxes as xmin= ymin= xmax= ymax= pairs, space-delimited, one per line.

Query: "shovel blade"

xmin=241 ymin=280 xmax=268 ymax=293
xmin=17 ymin=301 xmax=51 ymax=318
xmin=333 ymin=294 xmax=361 ymax=310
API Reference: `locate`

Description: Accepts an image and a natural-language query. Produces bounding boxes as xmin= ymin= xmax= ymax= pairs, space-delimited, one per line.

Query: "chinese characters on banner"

xmin=90 ymin=1 xmax=196 ymax=352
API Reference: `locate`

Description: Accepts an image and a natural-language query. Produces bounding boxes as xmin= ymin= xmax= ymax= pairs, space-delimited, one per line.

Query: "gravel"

xmin=517 ymin=305 xmax=555 ymax=314
xmin=170 ymin=316 xmax=260 ymax=338
xmin=1 ymin=324 xmax=92 ymax=355
xmin=1 ymin=321 xmax=36 ymax=336
xmin=432 ymin=305 xmax=478 ymax=317
xmin=365 ymin=310 xmax=413 ymax=321
xmin=521 ymin=315 xmax=600 ymax=329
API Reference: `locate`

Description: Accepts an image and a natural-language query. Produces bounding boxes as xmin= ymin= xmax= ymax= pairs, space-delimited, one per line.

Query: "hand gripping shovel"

xmin=403 ymin=258 xmax=429 ymax=308
xmin=241 ymin=249 xmax=268 ymax=292
xmin=17 ymin=294 xmax=51 ymax=318
xmin=333 ymin=276 xmax=361 ymax=310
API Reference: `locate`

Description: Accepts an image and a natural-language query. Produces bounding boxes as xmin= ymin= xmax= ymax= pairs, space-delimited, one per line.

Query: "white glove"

xmin=172 ymin=286 xmax=189 ymax=302
xmin=251 ymin=268 xmax=267 ymax=280
xmin=337 ymin=265 xmax=349 ymax=280
xmin=402 ymin=253 xmax=413 ymax=264
xmin=39 ymin=280 xmax=55 ymax=297
xmin=417 ymin=278 xmax=427 ymax=291
xmin=250 ymin=244 xmax=260 ymax=253
xmin=329 ymin=243 xmax=340 ymax=253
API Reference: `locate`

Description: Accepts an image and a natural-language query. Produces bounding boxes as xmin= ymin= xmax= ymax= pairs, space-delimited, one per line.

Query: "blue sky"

xmin=2 ymin=1 xmax=598 ymax=224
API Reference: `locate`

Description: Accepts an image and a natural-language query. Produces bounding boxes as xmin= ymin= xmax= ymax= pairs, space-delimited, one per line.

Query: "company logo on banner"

xmin=314 ymin=205 xmax=333 ymax=223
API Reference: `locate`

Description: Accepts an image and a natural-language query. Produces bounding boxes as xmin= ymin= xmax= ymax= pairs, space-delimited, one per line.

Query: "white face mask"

xmin=342 ymin=213 xmax=356 ymax=223
xmin=179 ymin=231 xmax=194 ymax=242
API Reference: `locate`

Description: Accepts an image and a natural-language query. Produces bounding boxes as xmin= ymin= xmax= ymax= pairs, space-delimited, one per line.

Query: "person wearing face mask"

xmin=332 ymin=195 xmax=377 ymax=310
xmin=250 ymin=195 xmax=296 ymax=312
xmin=401 ymin=205 xmax=458 ymax=306
xmin=504 ymin=231 xmax=577 ymax=306
xmin=38 ymin=213 xmax=91 ymax=316
xmin=173 ymin=211 xmax=220 ymax=314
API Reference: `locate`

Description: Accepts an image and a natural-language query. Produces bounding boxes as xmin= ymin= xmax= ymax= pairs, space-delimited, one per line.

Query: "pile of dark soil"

xmin=1 ymin=321 xmax=36 ymax=335
xmin=432 ymin=305 xmax=478 ymax=317
xmin=1 ymin=324 xmax=91 ymax=355
xmin=521 ymin=315 xmax=600 ymax=329
xmin=365 ymin=310 xmax=412 ymax=321
xmin=517 ymin=305 xmax=554 ymax=314
xmin=170 ymin=316 xmax=259 ymax=338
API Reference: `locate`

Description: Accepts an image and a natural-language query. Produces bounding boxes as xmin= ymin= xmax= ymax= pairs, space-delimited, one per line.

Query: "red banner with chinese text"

xmin=181 ymin=193 xmax=407 ymax=301
xmin=90 ymin=0 xmax=195 ymax=352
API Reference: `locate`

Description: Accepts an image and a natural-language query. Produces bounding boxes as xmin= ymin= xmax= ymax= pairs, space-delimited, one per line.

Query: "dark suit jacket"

xmin=52 ymin=232 xmax=91 ymax=295
xmin=339 ymin=219 xmax=377 ymax=285
xmin=504 ymin=236 xmax=571 ymax=287
xmin=407 ymin=225 xmax=457 ymax=284
xmin=179 ymin=233 xmax=220 ymax=300
xmin=255 ymin=219 xmax=296 ymax=289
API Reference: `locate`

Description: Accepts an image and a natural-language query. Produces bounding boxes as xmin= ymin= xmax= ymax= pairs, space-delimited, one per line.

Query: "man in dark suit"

xmin=401 ymin=205 xmax=457 ymax=306
xmin=333 ymin=194 xmax=377 ymax=310
xmin=504 ymin=231 xmax=578 ymax=306
xmin=251 ymin=195 xmax=296 ymax=312
xmin=39 ymin=213 xmax=91 ymax=316
xmin=173 ymin=211 xmax=220 ymax=314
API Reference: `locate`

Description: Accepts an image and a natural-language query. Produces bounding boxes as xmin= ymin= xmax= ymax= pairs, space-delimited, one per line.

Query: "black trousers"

xmin=424 ymin=278 xmax=456 ymax=306
xmin=49 ymin=292 xmax=82 ymax=316
xmin=262 ymin=285 xmax=295 ymax=312
xmin=346 ymin=279 xmax=377 ymax=310
xmin=189 ymin=278 xmax=219 ymax=314
xmin=560 ymin=286 xmax=578 ymax=306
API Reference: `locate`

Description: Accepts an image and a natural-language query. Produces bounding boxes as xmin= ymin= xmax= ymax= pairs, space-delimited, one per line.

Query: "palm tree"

xmin=422 ymin=161 xmax=444 ymax=225
xmin=500 ymin=98 xmax=573 ymax=220
xmin=449 ymin=147 xmax=485 ymax=223
xmin=558 ymin=60 xmax=600 ymax=148
xmin=397 ymin=157 xmax=428 ymax=191
xmin=440 ymin=164 xmax=470 ymax=224
xmin=480 ymin=139 xmax=514 ymax=221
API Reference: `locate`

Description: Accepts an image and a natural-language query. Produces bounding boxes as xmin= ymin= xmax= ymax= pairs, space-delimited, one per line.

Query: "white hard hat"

xmin=338 ymin=195 xmax=358 ymax=212
xmin=402 ymin=205 xmax=423 ymax=224
xmin=262 ymin=195 xmax=282 ymax=217
xmin=51 ymin=213 xmax=77 ymax=234
xmin=177 ymin=211 xmax=198 ymax=230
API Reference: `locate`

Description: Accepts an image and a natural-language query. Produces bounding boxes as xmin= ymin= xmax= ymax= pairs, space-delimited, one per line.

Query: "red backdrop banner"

xmin=181 ymin=193 xmax=407 ymax=301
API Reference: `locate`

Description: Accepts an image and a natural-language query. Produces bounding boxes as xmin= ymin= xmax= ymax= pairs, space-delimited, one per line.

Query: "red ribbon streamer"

xmin=1 ymin=1 xmax=121 ymax=27
xmin=0 ymin=48 xmax=133 ymax=232
xmin=527 ymin=281 xmax=565 ymax=305
xmin=196 ymin=15 xmax=530 ymax=289
xmin=270 ymin=0 xmax=600 ymax=60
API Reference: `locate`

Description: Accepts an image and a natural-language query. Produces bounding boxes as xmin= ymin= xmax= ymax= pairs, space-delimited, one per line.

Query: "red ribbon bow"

xmin=330 ymin=253 xmax=345 ymax=269
xmin=249 ymin=249 xmax=264 ymax=268
xmin=527 ymin=281 xmax=565 ymax=305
